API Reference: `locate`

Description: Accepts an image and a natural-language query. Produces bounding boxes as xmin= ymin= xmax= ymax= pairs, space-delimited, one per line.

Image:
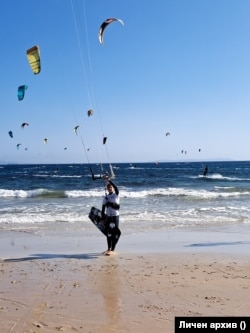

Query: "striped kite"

xmin=98 ymin=18 xmax=124 ymax=44
xmin=26 ymin=45 xmax=41 ymax=74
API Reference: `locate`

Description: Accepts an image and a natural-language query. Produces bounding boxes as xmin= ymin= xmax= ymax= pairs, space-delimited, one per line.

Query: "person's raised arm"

xmin=109 ymin=180 xmax=119 ymax=195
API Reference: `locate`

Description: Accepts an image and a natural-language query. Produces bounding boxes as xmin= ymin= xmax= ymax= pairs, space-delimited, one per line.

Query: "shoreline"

xmin=1 ymin=228 xmax=250 ymax=332
xmin=1 ymin=225 xmax=250 ymax=259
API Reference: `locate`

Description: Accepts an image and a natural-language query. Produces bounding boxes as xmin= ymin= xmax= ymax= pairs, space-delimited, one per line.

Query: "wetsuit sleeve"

xmin=109 ymin=180 xmax=119 ymax=195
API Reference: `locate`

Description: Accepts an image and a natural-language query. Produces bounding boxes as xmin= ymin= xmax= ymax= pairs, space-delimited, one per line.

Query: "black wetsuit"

xmin=203 ymin=166 xmax=208 ymax=176
xmin=102 ymin=180 xmax=121 ymax=251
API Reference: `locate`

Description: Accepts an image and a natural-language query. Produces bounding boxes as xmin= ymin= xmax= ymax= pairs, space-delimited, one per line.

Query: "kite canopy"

xmin=21 ymin=122 xmax=29 ymax=128
xmin=17 ymin=85 xmax=28 ymax=101
xmin=44 ymin=138 xmax=48 ymax=144
xmin=8 ymin=131 xmax=13 ymax=138
xmin=87 ymin=109 xmax=94 ymax=117
xmin=98 ymin=18 xmax=124 ymax=44
xmin=26 ymin=45 xmax=41 ymax=74
xmin=74 ymin=125 xmax=79 ymax=135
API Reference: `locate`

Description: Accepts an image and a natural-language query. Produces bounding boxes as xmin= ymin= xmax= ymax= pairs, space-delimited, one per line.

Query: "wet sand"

xmin=0 ymin=230 xmax=250 ymax=332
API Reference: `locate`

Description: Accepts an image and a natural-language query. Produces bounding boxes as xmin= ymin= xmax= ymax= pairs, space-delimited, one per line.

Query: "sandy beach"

xmin=0 ymin=229 xmax=250 ymax=333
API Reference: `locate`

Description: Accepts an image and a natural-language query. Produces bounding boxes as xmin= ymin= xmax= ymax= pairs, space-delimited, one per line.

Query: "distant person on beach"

xmin=101 ymin=179 xmax=121 ymax=255
xmin=203 ymin=165 xmax=208 ymax=176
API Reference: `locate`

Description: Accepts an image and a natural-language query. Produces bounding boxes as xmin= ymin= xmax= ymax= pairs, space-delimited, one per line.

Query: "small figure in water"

xmin=203 ymin=165 xmax=208 ymax=177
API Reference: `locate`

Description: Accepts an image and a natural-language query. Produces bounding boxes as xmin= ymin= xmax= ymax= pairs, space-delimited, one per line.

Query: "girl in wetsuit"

xmin=101 ymin=180 xmax=121 ymax=255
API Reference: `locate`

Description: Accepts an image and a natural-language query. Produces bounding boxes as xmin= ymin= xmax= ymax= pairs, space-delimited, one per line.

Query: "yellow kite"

xmin=26 ymin=45 xmax=41 ymax=74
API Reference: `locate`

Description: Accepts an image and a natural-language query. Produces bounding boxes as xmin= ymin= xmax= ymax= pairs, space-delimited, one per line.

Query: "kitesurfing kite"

xmin=21 ymin=122 xmax=29 ymax=128
xmin=16 ymin=143 xmax=22 ymax=150
xmin=44 ymin=138 xmax=48 ymax=144
xmin=8 ymin=131 xmax=13 ymax=138
xmin=74 ymin=125 xmax=79 ymax=135
xmin=17 ymin=85 xmax=28 ymax=101
xmin=103 ymin=137 xmax=107 ymax=145
xmin=166 ymin=132 xmax=170 ymax=136
xmin=26 ymin=45 xmax=41 ymax=74
xmin=98 ymin=18 xmax=124 ymax=44
xmin=87 ymin=109 xmax=94 ymax=117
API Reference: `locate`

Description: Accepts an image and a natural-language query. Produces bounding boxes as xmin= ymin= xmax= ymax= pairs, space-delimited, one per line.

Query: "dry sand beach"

xmin=0 ymin=229 xmax=250 ymax=333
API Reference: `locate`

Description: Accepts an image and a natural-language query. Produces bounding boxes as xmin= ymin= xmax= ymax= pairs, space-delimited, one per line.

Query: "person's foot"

xmin=105 ymin=250 xmax=115 ymax=256
xmin=102 ymin=249 xmax=111 ymax=255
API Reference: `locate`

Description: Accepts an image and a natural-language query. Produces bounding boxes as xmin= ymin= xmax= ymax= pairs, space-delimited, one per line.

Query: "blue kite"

xmin=17 ymin=85 xmax=28 ymax=101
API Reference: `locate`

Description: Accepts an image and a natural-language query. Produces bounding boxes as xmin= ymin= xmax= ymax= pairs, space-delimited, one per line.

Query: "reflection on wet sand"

xmin=95 ymin=257 xmax=122 ymax=331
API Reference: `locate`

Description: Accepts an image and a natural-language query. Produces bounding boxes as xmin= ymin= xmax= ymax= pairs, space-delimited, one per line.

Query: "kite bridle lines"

xmin=70 ymin=0 xmax=115 ymax=179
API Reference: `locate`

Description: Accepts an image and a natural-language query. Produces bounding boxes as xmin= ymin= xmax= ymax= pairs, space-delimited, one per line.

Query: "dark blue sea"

xmin=0 ymin=161 xmax=250 ymax=236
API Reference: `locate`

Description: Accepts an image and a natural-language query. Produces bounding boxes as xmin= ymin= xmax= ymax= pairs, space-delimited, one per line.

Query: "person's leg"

xmin=107 ymin=234 xmax=112 ymax=250
xmin=111 ymin=228 xmax=121 ymax=251
xmin=104 ymin=216 xmax=121 ymax=254
xmin=104 ymin=236 xmax=113 ymax=255
xmin=111 ymin=216 xmax=120 ymax=251
xmin=102 ymin=217 xmax=112 ymax=254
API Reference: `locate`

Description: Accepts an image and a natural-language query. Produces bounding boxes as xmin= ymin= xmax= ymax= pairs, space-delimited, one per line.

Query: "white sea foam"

xmin=0 ymin=186 xmax=249 ymax=199
xmin=1 ymin=162 xmax=250 ymax=233
xmin=0 ymin=188 xmax=47 ymax=198
xmin=1 ymin=200 xmax=249 ymax=232
xmin=196 ymin=173 xmax=250 ymax=181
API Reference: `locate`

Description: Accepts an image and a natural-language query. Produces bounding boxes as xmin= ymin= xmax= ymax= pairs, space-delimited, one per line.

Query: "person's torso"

xmin=103 ymin=192 xmax=120 ymax=216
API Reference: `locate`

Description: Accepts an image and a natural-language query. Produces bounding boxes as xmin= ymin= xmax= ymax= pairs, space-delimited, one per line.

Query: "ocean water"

xmin=0 ymin=161 xmax=250 ymax=236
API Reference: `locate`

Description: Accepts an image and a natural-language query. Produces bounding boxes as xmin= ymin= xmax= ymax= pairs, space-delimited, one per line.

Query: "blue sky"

xmin=1 ymin=0 xmax=250 ymax=164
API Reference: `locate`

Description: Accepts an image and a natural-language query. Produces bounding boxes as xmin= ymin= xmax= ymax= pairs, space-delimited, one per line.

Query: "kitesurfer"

xmin=203 ymin=165 xmax=208 ymax=177
xmin=101 ymin=179 xmax=121 ymax=255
